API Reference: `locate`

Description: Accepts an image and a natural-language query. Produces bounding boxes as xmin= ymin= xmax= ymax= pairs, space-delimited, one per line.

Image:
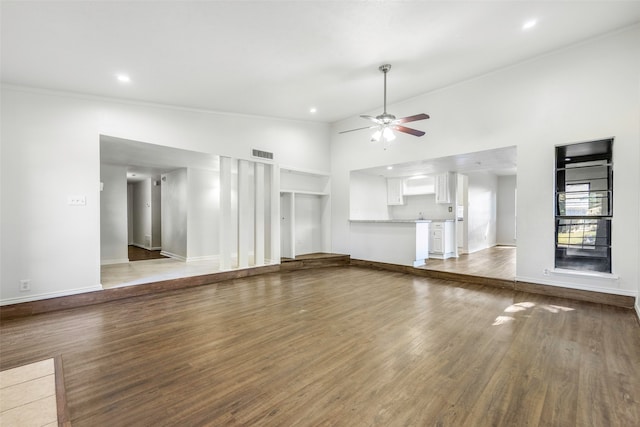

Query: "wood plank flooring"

xmin=420 ymin=245 xmax=516 ymax=280
xmin=128 ymin=245 xmax=168 ymax=262
xmin=1 ymin=266 xmax=638 ymax=426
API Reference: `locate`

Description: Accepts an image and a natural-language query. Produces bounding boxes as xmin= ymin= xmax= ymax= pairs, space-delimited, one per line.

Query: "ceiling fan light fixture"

xmin=338 ymin=64 xmax=429 ymax=141
xmin=382 ymin=127 xmax=396 ymax=142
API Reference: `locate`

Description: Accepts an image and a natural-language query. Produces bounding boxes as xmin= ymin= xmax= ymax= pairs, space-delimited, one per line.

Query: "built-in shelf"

xmin=280 ymin=169 xmax=331 ymax=259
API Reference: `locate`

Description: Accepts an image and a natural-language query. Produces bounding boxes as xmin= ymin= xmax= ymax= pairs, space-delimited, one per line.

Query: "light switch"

xmin=68 ymin=195 xmax=86 ymax=206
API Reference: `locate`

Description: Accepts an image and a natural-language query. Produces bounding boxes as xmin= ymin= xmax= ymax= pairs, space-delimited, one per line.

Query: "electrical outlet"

xmin=67 ymin=195 xmax=86 ymax=206
xmin=19 ymin=279 xmax=31 ymax=292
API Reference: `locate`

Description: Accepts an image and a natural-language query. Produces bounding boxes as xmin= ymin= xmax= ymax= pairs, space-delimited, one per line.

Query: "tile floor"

xmin=0 ymin=358 xmax=57 ymax=426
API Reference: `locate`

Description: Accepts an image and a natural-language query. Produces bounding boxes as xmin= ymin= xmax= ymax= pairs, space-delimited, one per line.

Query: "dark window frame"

xmin=554 ymin=139 xmax=613 ymax=273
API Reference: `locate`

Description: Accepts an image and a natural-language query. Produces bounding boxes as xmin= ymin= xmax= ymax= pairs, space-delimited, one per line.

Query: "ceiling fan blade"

xmin=393 ymin=113 xmax=430 ymax=124
xmin=360 ymin=115 xmax=382 ymax=124
xmin=338 ymin=125 xmax=379 ymax=134
xmin=392 ymin=125 xmax=425 ymax=137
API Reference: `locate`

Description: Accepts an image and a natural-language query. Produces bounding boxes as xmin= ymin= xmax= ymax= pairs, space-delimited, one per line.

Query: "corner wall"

xmin=0 ymin=86 xmax=330 ymax=304
xmin=100 ymin=164 xmax=128 ymax=264
xmin=331 ymin=25 xmax=640 ymax=297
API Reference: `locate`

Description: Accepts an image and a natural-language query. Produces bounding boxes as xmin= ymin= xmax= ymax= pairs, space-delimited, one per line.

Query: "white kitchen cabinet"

xmin=387 ymin=178 xmax=404 ymax=205
xmin=435 ymin=173 xmax=452 ymax=204
xmin=402 ymin=176 xmax=435 ymax=195
xmin=429 ymin=220 xmax=455 ymax=259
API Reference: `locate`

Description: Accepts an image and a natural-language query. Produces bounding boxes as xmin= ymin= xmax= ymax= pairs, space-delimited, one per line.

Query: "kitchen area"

xmin=348 ymin=146 xmax=517 ymax=268
xmin=349 ymin=170 xmax=460 ymax=267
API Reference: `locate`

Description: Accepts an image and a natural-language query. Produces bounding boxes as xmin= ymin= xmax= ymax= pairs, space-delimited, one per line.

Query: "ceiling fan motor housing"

xmin=377 ymin=113 xmax=396 ymax=124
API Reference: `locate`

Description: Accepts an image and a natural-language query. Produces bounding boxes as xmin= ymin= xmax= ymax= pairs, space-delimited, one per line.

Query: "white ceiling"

xmin=354 ymin=146 xmax=518 ymax=178
xmin=100 ymin=135 xmax=219 ymax=182
xmin=3 ymin=1 xmax=639 ymax=123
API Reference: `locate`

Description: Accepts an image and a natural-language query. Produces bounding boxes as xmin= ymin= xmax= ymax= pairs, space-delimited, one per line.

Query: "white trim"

xmin=100 ymin=258 xmax=129 ymax=265
xmin=635 ymin=300 xmax=640 ymax=323
xmin=515 ymin=275 xmax=637 ymax=297
xmin=186 ymin=255 xmax=219 ymax=262
xmin=1 ymin=83 xmax=324 ymax=125
xmin=160 ymin=251 xmax=186 ymax=262
xmin=549 ymin=268 xmax=619 ymax=280
xmin=0 ymin=285 xmax=103 ymax=306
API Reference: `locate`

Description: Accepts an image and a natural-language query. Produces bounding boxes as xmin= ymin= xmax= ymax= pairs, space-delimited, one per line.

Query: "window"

xmin=555 ymin=139 xmax=613 ymax=273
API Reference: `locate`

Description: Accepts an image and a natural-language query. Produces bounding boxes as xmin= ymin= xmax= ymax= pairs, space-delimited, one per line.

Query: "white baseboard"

xmin=515 ymin=275 xmax=637 ymax=297
xmin=0 ymin=285 xmax=103 ymax=306
xmin=160 ymin=250 xmax=186 ymax=262
xmin=101 ymin=258 xmax=129 ymax=265
xmin=635 ymin=300 xmax=640 ymax=323
xmin=186 ymin=255 xmax=220 ymax=262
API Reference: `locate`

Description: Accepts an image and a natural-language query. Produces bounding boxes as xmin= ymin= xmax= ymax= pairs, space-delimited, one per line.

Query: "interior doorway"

xmin=127 ymin=175 xmax=163 ymax=261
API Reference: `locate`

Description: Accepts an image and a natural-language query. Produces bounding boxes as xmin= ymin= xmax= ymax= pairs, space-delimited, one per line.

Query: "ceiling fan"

xmin=339 ymin=64 xmax=429 ymax=143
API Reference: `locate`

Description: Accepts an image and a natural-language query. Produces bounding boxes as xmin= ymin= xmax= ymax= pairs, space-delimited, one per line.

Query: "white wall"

xmin=497 ymin=175 xmax=517 ymax=246
xmin=0 ymin=87 xmax=329 ymax=304
xmin=390 ymin=194 xmax=453 ymax=220
xmin=100 ymin=164 xmax=128 ymax=264
xmin=349 ymin=172 xmax=389 ymax=220
xmin=467 ymin=171 xmax=498 ymax=253
xmin=331 ymin=26 xmax=640 ymax=296
xmin=187 ymin=168 xmax=219 ymax=261
xmin=294 ymin=194 xmax=323 ymax=255
xmin=132 ymin=179 xmax=152 ymax=248
xmin=151 ymin=178 xmax=161 ymax=249
xmin=161 ymin=169 xmax=188 ymax=260
xmin=127 ymin=184 xmax=134 ymax=244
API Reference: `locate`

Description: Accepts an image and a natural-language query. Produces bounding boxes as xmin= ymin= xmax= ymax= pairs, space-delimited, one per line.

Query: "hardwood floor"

xmin=128 ymin=245 xmax=167 ymax=262
xmin=420 ymin=245 xmax=516 ymax=280
xmin=1 ymin=266 xmax=638 ymax=426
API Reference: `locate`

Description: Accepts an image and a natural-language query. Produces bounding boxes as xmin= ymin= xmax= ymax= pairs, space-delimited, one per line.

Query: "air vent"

xmin=251 ymin=149 xmax=274 ymax=160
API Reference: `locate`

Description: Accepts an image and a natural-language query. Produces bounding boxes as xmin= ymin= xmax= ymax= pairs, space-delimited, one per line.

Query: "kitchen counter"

xmin=349 ymin=220 xmax=431 ymax=267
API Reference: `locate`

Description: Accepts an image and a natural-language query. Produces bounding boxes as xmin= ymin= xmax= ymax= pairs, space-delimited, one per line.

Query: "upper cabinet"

xmin=402 ymin=176 xmax=435 ymax=196
xmin=387 ymin=178 xmax=404 ymax=205
xmin=435 ymin=173 xmax=452 ymax=204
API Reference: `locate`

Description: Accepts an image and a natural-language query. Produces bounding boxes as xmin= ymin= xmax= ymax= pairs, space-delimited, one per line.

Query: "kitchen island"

xmin=349 ymin=220 xmax=431 ymax=267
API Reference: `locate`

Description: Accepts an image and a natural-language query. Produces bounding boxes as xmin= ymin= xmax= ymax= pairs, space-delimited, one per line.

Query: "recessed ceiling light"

xmin=309 ymin=107 xmax=317 ymax=113
xmin=117 ymin=74 xmax=131 ymax=83
xmin=387 ymin=166 xmax=393 ymax=170
xmin=522 ymin=19 xmax=537 ymax=31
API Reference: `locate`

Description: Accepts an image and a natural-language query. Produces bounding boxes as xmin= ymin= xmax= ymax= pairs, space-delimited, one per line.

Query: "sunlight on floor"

xmin=493 ymin=301 xmax=575 ymax=326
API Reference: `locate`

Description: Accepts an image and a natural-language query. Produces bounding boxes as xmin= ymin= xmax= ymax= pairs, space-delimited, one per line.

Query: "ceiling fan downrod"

xmin=378 ymin=64 xmax=394 ymax=123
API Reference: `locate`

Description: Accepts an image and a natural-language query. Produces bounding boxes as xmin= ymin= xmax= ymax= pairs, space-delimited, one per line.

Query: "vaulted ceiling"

xmin=2 ymin=1 xmax=639 ymax=123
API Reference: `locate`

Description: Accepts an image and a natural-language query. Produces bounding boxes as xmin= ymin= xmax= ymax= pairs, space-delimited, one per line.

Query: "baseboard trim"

xmin=515 ymin=275 xmax=635 ymax=296
xmin=101 ymin=258 xmax=129 ymax=265
xmin=160 ymin=251 xmax=186 ymax=262
xmin=635 ymin=300 xmax=640 ymax=325
xmin=0 ymin=285 xmax=103 ymax=307
xmin=186 ymin=255 xmax=219 ymax=262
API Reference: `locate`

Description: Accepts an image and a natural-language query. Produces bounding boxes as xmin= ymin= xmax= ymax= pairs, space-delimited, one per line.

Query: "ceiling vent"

xmin=251 ymin=149 xmax=274 ymax=161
